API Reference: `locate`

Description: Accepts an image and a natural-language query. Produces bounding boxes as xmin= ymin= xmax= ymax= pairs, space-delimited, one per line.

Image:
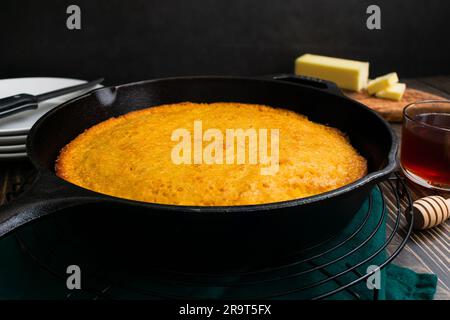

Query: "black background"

xmin=1 ymin=0 xmax=449 ymax=85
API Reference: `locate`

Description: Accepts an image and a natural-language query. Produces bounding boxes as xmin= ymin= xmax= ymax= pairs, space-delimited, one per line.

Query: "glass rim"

xmin=403 ymin=99 xmax=450 ymax=133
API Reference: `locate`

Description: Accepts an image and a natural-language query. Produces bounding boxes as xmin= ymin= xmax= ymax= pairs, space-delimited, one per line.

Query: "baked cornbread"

xmin=56 ymin=102 xmax=367 ymax=206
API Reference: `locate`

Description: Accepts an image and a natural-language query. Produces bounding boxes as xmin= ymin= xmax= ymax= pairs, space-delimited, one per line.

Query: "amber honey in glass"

xmin=400 ymin=100 xmax=450 ymax=191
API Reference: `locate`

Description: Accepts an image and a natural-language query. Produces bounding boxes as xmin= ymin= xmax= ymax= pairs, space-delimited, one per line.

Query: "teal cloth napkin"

xmin=385 ymin=264 xmax=437 ymax=300
xmin=0 ymin=188 xmax=438 ymax=299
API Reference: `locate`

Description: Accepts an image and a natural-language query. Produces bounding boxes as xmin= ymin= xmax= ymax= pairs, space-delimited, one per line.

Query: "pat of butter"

xmin=367 ymin=72 xmax=399 ymax=95
xmin=295 ymin=54 xmax=369 ymax=92
xmin=375 ymin=83 xmax=406 ymax=101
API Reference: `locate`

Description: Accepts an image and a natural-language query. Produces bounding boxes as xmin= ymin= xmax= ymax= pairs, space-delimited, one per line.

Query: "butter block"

xmin=375 ymin=83 xmax=406 ymax=101
xmin=367 ymin=72 xmax=399 ymax=95
xmin=295 ymin=54 xmax=369 ymax=92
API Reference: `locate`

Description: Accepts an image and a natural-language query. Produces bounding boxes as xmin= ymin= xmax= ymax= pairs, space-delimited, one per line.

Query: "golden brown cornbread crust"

xmin=56 ymin=102 xmax=367 ymax=206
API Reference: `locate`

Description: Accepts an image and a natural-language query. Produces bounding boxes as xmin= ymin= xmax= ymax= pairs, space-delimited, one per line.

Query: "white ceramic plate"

xmin=0 ymin=152 xmax=28 ymax=160
xmin=0 ymin=144 xmax=26 ymax=153
xmin=0 ymin=77 xmax=103 ymax=136
xmin=0 ymin=135 xmax=27 ymax=145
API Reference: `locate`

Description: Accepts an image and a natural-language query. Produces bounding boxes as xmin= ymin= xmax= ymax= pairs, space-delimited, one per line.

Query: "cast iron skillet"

xmin=0 ymin=75 xmax=397 ymax=271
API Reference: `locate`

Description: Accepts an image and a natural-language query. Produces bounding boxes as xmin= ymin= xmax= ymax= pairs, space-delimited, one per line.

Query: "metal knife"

xmin=0 ymin=78 xmax=104 ymax=118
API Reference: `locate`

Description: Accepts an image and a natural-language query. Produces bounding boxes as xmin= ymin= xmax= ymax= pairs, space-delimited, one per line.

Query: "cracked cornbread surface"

xmin=56 ymin=102 xmax=367 ymax=206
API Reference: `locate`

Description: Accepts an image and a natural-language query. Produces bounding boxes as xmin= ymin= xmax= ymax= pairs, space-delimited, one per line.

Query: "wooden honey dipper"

xmin=412 ymin=195 xmax=450 ymax=230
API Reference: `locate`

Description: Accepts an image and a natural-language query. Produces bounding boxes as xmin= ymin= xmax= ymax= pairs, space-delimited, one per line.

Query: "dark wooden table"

xmin=0 ymin=76 xmax=449 ymax=300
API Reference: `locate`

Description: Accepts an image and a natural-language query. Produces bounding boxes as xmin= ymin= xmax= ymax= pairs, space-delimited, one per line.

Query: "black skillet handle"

xmin=270 ymin=74 xmax=344 ymax=96
xmin=0 ymin=172 xmax=102 ymax=239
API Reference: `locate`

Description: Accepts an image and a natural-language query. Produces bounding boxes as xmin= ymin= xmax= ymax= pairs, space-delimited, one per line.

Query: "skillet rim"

xmin=26 ymin=75 xmax=398 ymax=213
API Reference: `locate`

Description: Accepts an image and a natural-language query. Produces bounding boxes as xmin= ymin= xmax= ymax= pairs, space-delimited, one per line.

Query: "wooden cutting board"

xmin=344 ymin=88 xmax=446 ymax=122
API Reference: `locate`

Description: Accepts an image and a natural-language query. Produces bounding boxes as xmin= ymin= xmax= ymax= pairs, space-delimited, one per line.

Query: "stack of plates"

xmin=0 ymin=78 xmax=102 ymax=161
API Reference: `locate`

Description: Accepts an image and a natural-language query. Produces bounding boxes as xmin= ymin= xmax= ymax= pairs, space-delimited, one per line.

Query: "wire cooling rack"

xmin=12 ymin=174 xmax=413 ymax=300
